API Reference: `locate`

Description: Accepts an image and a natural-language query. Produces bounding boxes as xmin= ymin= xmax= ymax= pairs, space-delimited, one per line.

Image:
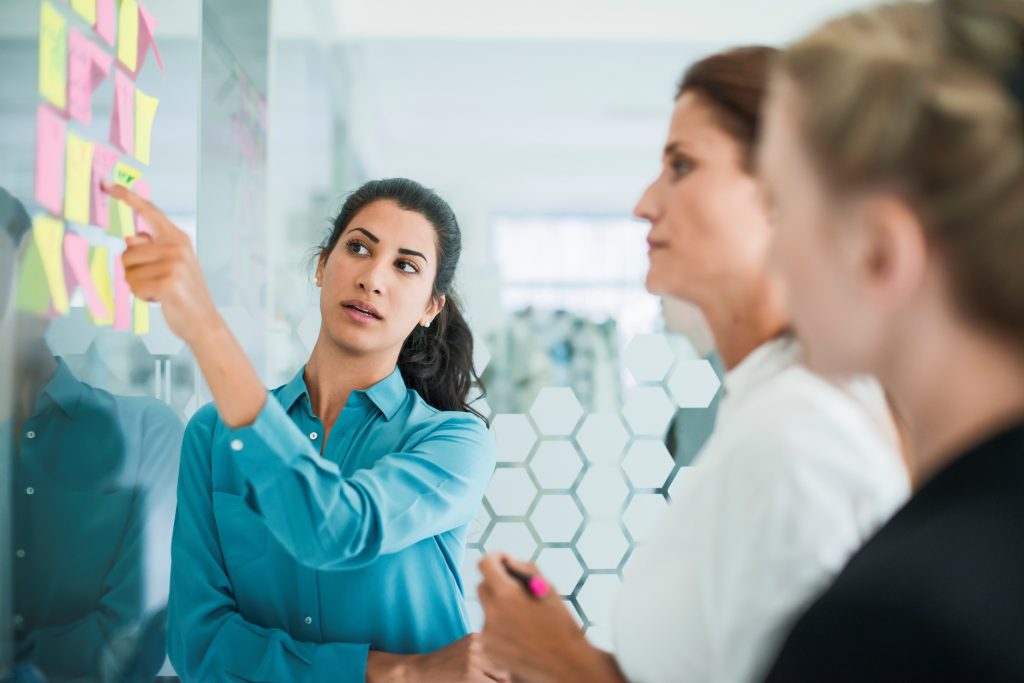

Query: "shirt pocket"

xmin=212 ymin=491 xmax=268 ymax=571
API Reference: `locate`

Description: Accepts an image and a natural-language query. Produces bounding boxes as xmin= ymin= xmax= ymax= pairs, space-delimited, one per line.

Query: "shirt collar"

xmin=282 ymin=365 xmax=407 ymax=421
xmin=40 ymin=357 xmax=84 ymax=416
xmin=724 ymin=335 xmax=801 ymax=399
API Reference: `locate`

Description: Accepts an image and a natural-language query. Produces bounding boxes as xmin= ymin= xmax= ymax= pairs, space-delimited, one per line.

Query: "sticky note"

xmin=136 ymin=3 xmax=164 ymax=74
xmin=64 ymin=132 xmax=94 ymax=225
xmin=132 ymin=179 xmax=151 ymax=234
xmin=15 ymin=215 xmax=68 ymax=316
xmin=35 ymin=105 xmax=67 ymax=216
xmin=89 ymin=246 xmax=114 ymax=325
xmin=15 ymin=216 xmax=65 ymax=315
xmin=133 ymin=297 xmax=149 ymax=334
xmin=71 ymin=0 xmax=97 ymax=25
xmin=38 ymin=2 xmax=68 ymax=110
xmin=109 ymin=162 xmax=142 ymax=237
xmin=95 ymin=0 xmax=115 ymax=46
xmin=112 ymin=254 xmax=132 ymax=329
xmin=68 ymin=28 xmax=113 ymax=124
xmin=109 ymin=68 xmax=134 ymax=154
xmin=117 ymin=0 xmax=139 ymax=73
xmin=90 ymin=144 xmax=119 ymax=228
xmin=133 ymin=88 xmax=158 ymax=164
xmin=63 ymin=230 xmax=109 ymax=320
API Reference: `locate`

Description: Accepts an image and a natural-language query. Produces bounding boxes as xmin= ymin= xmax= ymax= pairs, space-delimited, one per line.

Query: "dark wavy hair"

xmin=316 ymin=178 xmax=488 ymax=425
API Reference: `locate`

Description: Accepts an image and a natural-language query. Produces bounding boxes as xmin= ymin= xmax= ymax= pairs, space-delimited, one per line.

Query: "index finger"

xmin=101 ymin=181 xmax=169 ymax=238
xmin=478 ymin=553 xmax=519 ymax=590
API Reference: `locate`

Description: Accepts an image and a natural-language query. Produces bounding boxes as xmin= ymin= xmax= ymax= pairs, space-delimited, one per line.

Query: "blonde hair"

xmin=779 ymin=0 xmax=1024 ymax=344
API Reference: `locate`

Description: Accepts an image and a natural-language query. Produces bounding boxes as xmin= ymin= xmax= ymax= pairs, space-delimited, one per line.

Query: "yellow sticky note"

xmin=16 ymin=214 xmax=68 ymax=315
xmin=109 ymin=162 xmax=142 ymax=237
xmin=64 ymin=132 xmax=94 ymax=225
xmin=134 ymin=88 xmax=159 ymax=165
xmin=89 ymin=246 xmax=114 ymax=325
xmin=39 ymin=2 xmax=68 ymax=109
xmin=71 ymin=0 xmax=97 ymax=25
xmin=133 ymin=297 xmax=149 ymax=334
xmin=117 ymin=0 xmax=139 ymax=72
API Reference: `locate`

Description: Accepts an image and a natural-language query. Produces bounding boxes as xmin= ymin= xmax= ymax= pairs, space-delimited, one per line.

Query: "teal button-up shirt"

xmin=167 ymin=365 xmax=495 ymax=682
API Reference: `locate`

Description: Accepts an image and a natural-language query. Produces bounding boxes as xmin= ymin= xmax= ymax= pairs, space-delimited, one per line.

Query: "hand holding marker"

xmin=504 ymin=562 xmax=550 ymax=598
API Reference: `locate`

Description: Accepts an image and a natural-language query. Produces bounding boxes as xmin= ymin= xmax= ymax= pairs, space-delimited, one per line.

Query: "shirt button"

xmin=25 ymin=487 xmax=34 ymax=495
xmin=230 ymin=439 xmax=244 ymax=452
xmin=25 ymin=431 xmax=36 ymax=440
xmin=309 ymin=432 xmax=318 ymax=441
xmin=304 ymin=616 xmax=313 ymax=625
xmin=15 ymin=549 xmax=25 ymax=559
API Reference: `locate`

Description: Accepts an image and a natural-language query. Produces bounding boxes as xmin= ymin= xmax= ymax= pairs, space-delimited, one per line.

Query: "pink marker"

xmin=505 ymin=565 xmax=551 ymax=598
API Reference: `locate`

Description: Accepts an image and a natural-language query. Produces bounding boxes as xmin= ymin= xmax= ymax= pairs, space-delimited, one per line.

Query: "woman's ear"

xmin=422 ymin=294 xmax=446 ymax=327
xmin=315 ymin=253 xmax=326 ymax=288
xmin=860 ymin=195 xmax=928 ymax=310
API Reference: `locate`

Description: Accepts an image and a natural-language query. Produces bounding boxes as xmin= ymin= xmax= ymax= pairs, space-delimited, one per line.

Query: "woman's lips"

xmin=342 ymin=302 xmax=382 ymax=323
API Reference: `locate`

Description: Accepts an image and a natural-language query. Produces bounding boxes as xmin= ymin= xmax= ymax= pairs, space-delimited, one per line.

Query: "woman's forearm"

xmin=188 ymin=317 xmax=267 ymax=429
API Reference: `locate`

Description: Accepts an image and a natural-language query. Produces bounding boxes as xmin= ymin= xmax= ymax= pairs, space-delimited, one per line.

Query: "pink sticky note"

xmin=132 ymin=179 xmax=151 ymax=234
xmin=68 ymin=28 xmax=113 ymax=124
xmin=95 ymin=0 xmax=115 ymax=46
xmin=35 ymin=105 xmax=67 ymax=216
xmin=109 ymin=68 xmax=134 ymax=155
xmin=62 ymin=231 xmax=109 ymax=320
xmin=90 ymin=144 xmax=119 ymax=228
xmin=135 ymin=3 xmax=164 ymax=74
xmin=112 ymin=254 xmax=131 ymax=330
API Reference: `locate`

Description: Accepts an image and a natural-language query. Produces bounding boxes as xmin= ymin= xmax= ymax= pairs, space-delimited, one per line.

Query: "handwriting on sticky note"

xmin=90 ymin=145 xmax=119 ymax=228
xmin=64 ymin=132 xmax=94 ymax=225
xmin=109 ymin=162 xmax=142 ymax=237
xmin=35 ymin=105 xmax=67 ymax=216
xmin=109 ymin=68 xmax=135 ymax=155
xmin=39 ymin=2 xmax=68 ymax=110
xmin=68 ymin=28 xmax=113 ymax=124
xmin=95 ymin=0 xmax=115 ymax=46
xmin=134 ymin=88 xmax=158 ymax=165
xmin=89 ymin=246 xmax=114 ymax=325
xmin=63 ymin=231 xmax=109 ymax=320
xmin=117 ymin=0 xmax=139 ymax=73
xmin=71 ymin=0 xmax=97 ymax=25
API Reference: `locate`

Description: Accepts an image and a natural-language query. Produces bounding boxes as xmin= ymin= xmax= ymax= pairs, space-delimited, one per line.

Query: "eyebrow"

xmin=345 ymin=226 xmax=429 ymax=264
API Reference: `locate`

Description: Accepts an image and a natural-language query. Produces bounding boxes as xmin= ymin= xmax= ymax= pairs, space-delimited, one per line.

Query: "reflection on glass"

xmin=3 ymin=188 xmax=182 ymax=682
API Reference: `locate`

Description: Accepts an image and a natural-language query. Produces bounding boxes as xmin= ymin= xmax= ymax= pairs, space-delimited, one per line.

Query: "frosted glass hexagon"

xmin=535 ymin=547 xmax=585 ymax=596
xmin=623 ymin=333 xmax=675 ymax=383
xmin=667 ymin=359 xmax=722 ymax=408
xmin=621 ymin=386 xmax=676 ymax=437
xmin=531 ymin=494 xmax=584 ymax=544
xmin=530 ymin=441 xmax=584 ymax=490
xmin=466 ymin=601 xmax=484 ymax=632
xmin=575 ymin=414 xmax=629 ymax=465
xmin=491 ymin=414 xmax=538 ymax=464
xmin=576 ymin=466 xmax=630 ymax=518
xmin=138 ymin=308 xmax=185 ymax=356
xmin=576 ymin=573 xmax=622 ymax=625
xmin=529 ymin=387 xmax=584 ymax=437
xmin=485 ymin=467 xmax=538 ymax=517
xmin=622 ymin=440 xmax=675 ymax=490
xmin=42 ymin=307 xmax=98 ymax=356
xmin=473 ymin=341 xmax=492 ymax=375
xmin=297 ymin=308 xmax=321 ymax=353
xmin=667 ymin=466 xmax=690 ymax=502
xmin=218 ymin=306 xmax=255 ymax=345
xmin=586 ymin=624 xmax=614 ymax=650
xmin=623 ymin=493 xmax=669 ymax=544
xmin=484 ymin=521 xmax=537 ymax=560
xmin=576 ymin=520 xmax=629 ymax=570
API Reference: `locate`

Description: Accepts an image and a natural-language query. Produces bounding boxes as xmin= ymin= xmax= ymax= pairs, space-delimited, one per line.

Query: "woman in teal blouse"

xmin=103 ymin=178 xmax=503 ymax=681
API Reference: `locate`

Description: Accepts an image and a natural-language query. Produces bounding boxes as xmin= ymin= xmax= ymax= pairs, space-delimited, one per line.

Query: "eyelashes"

xmin=345 ymin=239 xmax=420 ymax=274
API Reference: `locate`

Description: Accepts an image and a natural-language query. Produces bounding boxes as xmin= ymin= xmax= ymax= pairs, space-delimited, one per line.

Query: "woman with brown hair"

xmin=476 ymin=47 xmax=910 ymax=683
xmin=758 ymin=0 xmax=1024 ymax=678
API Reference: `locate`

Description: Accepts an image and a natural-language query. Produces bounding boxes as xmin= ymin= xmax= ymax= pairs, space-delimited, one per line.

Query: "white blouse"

xmin=613 ymin=337 xmax=909 ymax=683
